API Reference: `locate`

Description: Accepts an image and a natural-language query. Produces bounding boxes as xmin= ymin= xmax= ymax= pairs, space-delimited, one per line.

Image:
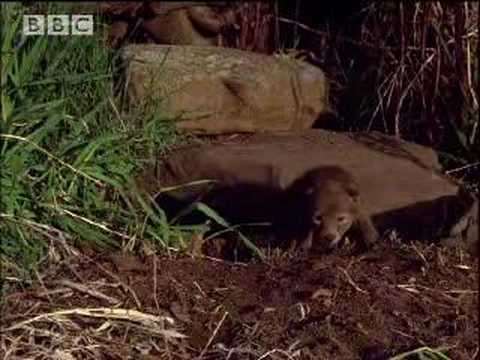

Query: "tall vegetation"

xmin=0 ymin=2 xmax=184 ymax=276
xmin=223 ymin=2 xmax=479 ymax=180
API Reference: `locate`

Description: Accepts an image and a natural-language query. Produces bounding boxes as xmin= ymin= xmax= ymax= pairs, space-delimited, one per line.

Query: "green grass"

xmin=0 ymin=2 xmax=191 ymax=277
xmin=0 ymin=2 xmax=266 ymax=279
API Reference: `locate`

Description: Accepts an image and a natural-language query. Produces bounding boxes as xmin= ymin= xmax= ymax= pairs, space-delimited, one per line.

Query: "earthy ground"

xmin=1 ymin=241 xmax=478 ymax=359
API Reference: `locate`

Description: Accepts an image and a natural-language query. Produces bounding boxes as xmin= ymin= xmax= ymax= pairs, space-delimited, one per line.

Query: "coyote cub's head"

xmin=306 ymin=180 xmax=358 ymax=251
xmin=288 ymin=166 xmax=378 ymax=253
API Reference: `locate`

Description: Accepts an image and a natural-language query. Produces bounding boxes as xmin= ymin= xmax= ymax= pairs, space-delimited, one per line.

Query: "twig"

xmin=193 ymin=281 xmax=207 ymax=298
xmin=154 ymin=179 xmax=219 ymax=197
xmin=0 ymin=214 xmax=78 ymax=256
xmin=257 ymin=348 xmax=297 ymax=360
xmin=153 ymin=255 xmax=161 ymax=314
xmin=2 ymin=308 xmax=182 ymax=338
xmin=50 ymin=206 xmax=134 ymax=241
xmin=445 ymin=161 xmax=480 ymax=174
xmin=67 ymin=251 xmax=143 ymax=309
xmin=276 ymin=16 xmax=443 ymax=53
xmin=394 ymin=53 xmax=436 ymax=136
xmin=34 ymin=269 xmax=53 ymax=305
xmin=56 ymin=279 xmax=120 ymax=305
xmin=197 ymin=311 xmax=229 ymax=360
xmin=389 ymin=346 xmax=451 ymax=360
xmin=0 ymin=134 xmax=103 ymax=186
xmin=338 ymin=267 xmax=368 ymax=294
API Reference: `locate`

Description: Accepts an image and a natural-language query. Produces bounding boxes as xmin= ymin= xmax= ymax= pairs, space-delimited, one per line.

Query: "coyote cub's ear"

xmin=287 ymin=166 xmax=378 ymax=253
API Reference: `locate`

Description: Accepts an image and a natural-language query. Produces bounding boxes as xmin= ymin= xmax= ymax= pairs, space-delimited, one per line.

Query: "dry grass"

xmin=219 ymin=2 xmax=275 ymax=54
xmin=225 ymin=2 xmax=478 ymax=182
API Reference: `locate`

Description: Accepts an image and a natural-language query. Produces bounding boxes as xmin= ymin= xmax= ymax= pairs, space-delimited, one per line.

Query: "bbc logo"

xmin=23 ymin=15 xmax=94 ymax=36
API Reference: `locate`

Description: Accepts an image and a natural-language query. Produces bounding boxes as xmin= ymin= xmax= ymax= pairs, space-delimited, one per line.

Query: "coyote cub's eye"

xmin=313 ymin=213 xmax=323 ymax=225
xmin=337 ymin=215 xmax=349 ymax=224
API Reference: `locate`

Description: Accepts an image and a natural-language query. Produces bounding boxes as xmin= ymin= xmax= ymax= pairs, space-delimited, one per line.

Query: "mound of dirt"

xmin=2 ymin=243 xmax=477 ymax=359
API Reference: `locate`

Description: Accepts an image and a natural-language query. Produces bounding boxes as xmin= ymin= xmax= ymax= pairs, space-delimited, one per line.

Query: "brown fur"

xmin=285 ymin=166 xmax=379 ymax=252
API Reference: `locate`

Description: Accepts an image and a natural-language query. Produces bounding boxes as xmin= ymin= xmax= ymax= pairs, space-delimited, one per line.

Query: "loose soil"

xmin=2 ymin=242 xmax=478 ymax=359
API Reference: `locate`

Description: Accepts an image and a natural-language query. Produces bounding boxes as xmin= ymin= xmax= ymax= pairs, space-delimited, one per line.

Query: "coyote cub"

xmin=284 ymin=166 xmax=379 ymax=252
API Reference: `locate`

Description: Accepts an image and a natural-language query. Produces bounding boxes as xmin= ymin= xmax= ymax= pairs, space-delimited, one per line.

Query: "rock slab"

xmin=137 ymin=130 xmax=478 ymax=251
xmin=121 ymin=45 xmax=330 ymax=134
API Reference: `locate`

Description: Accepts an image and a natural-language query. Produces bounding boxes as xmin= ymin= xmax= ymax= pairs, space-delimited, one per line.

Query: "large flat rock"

xmin=137 ymin=130 xmax=478 ymax=250
xmin=121 ymin=45 xmax=330 ymax=134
